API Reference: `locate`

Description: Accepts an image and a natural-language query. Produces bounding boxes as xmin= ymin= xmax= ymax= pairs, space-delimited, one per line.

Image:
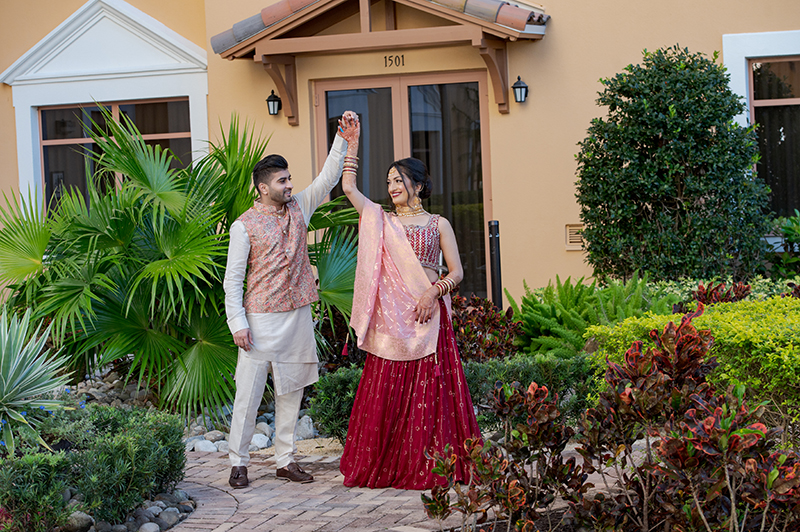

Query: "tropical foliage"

xmin=507 ymin=273 xmax=676 ymax=360
xmin=586 ymin=296 xmax=800 ymax=443
xmin=0 ymin=309 xmax=71 ymax=456
xmin=425 ymin=305 xmax=800 ymax=532
xmin=0 ymin=109 xmax=358 ymax=427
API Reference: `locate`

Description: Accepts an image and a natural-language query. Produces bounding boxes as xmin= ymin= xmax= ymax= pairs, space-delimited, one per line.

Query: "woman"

xmin=339 ymin=155 xmax=481 ymax=490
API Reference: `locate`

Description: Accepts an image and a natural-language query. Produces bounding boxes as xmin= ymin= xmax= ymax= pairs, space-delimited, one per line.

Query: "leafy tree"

xmin=575 ymin=45 xmax=771 ymax=281
xmin=0 ymin=109 xmax=358 ymax=427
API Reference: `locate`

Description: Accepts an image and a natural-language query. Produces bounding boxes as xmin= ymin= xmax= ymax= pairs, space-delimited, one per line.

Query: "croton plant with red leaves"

xmin=423 ymin=381 xmax=588 ymax=532
xmin=571 ymin=303 xmax=800 ymax=532
xmin=422 ymin=303 xmax=800 ymax=532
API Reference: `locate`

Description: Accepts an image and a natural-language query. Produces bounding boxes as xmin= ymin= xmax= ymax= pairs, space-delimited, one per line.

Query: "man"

xmin=224 ymin=111 xmax=360 ymax=487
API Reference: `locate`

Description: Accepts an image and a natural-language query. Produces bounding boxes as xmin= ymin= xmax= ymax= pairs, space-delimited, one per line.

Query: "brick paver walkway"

xmin=171 ymin=452 xmax=463 ymax=532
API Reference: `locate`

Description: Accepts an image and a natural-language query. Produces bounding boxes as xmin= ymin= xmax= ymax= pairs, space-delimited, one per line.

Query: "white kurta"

xmin=223 ymin=134 xmax=347 ymax=395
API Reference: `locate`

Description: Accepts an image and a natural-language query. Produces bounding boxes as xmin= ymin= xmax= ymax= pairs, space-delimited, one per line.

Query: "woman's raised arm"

xmin=338 ymin=112 xmax=366 ymax=214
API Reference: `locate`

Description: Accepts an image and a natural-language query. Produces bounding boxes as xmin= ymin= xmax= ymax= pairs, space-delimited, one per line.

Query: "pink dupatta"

xmin=350 ymin=199 xmax=449 ymax=361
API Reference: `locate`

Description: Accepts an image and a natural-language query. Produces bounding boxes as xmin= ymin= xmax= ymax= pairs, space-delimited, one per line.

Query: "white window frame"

xmin=723 ymin=29 xmax=800 ymax=127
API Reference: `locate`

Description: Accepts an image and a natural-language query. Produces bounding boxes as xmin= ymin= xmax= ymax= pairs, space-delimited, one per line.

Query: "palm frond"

xmin=162 ymin=310 xmax=238 ymax=427
xmin=308 ymin=196 xmax=360 ymax=231
xmin=314 ymin=226 xmax=358 ymax=322
xmin=53 ymin=181 xmax=140 ymax=253
xmin=84 ymin=106 xmax=186 ymax=215
xmin=201 ymin=115 xmax=268 ymax=230
xmin=127 ymin=210 xmax=225 ymax=319
xmin=80 ymin=279 xmax=184 ymax=387
xmin=0 ymin=191 xmax=51 ymax=285
xmin=35 ymin=250 xmax=118 ymax=345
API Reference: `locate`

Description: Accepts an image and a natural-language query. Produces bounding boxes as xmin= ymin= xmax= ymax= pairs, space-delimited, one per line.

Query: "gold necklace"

xmin=395 ymin=205 xmax=426 ymax=217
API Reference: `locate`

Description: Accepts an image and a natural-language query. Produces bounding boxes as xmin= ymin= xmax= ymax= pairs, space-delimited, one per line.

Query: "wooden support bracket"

xmin=262 ymin=54 xmax=299 ymax=126
xmin=477 ymin=37 xmax=509 ymax=114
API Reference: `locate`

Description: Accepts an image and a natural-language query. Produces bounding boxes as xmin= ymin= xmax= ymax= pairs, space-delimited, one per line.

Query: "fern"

xmin=514 ymin=272 xmax=677 ymax=360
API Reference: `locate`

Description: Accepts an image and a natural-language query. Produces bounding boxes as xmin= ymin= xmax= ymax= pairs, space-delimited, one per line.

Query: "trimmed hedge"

xmin=0 ymin=453 xmax=70 ymax=532
xmin=586 ymin=296 xmax=800 ymax=424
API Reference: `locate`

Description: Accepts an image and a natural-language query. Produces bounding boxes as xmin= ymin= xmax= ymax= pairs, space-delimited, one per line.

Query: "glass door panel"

xmin=408 ymin=82 xmax=486 ymax=298
xmin=325 ymin=88 xmax=395 ymax=205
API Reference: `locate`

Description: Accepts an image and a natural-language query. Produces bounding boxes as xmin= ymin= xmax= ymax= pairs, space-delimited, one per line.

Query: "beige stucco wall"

xmin=3 ymin=0 xmax=800 ymax=301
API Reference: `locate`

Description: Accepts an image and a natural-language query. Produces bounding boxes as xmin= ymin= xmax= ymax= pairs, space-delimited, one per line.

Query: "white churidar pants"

xmin=228 ymin=356 xmax=313 ymax=469
xmin=226 ymin=306 xmax=319 ymax=470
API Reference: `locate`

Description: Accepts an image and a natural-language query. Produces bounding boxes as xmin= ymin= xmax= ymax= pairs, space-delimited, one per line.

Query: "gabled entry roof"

xmin=211 ymin=0 xmax=548 ymax=56
xmin=210 ymin=0 xmax=549 ymax=124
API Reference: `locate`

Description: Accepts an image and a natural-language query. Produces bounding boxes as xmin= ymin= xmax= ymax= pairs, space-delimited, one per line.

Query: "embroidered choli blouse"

xmin=401 ymin=214 xmax=441 ymax=271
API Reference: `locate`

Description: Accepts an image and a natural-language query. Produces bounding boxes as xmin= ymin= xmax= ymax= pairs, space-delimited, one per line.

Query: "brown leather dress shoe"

xmin=276 ymin=462 xmax=314 ymax=483
xmin=229 ymin=466 xmax=249 ymax=489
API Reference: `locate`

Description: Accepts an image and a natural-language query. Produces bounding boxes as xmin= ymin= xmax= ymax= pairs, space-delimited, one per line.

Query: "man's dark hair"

xmin=253 ymin=154 xmax=289 ymax=191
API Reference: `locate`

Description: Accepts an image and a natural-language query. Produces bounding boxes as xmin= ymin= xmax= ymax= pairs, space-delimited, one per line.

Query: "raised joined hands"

xmin=338 ymin=111 xmax=360 ymax=145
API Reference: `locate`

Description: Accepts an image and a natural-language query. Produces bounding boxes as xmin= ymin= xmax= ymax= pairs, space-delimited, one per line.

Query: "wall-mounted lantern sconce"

xmin=512 ymin=76 xmax=528 ymax=104
xmin=266 ymin=90 xmax=282 ymax=115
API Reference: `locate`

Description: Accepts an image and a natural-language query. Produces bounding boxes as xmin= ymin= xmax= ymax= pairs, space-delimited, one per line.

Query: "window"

xmin=750 ymin=57 xmax=800 ymax=217
xmin=40 ymin=99 xmax=191 ymax=208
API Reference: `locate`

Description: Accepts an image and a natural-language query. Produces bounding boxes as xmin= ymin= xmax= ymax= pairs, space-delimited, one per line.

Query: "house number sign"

xmin=384 ymin=54 xmax=405 ymax=67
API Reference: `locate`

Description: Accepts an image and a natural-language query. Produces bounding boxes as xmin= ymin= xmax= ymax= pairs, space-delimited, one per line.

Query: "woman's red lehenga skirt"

xmin=340 ymin=299 xmax=482 ymax=490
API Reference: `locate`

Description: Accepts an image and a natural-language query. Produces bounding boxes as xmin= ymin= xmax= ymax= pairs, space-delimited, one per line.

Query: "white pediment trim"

xmin=0 ymin=0 xmax=207 ymax=86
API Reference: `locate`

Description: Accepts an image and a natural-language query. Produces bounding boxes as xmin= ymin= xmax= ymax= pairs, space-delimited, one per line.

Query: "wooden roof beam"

xmin=477 ymin=36 xmax=509 ymax=114
xmin=385 ymin=0 xmax=396 ymax=30
xmin=360 ymin=0 xmax=371 ymax=32
xmin=254 ymin=25 xmax=483 ymax=56
xmin=262 ymin=54 xmax=299 ymax=126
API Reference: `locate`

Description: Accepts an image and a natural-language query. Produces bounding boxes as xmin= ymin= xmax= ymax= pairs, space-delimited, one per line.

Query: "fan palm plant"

xmin=0 ymin=108 xmax=359 ymax=427
xmin=0 ymin=309 xmax=72 ymax=456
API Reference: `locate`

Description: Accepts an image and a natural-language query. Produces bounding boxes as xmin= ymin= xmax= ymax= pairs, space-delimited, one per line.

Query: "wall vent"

xmin=565 ymin=224 xmax=584 ymax=250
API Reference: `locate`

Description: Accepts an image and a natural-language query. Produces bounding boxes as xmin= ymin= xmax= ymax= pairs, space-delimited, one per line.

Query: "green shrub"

xmin=586 ymin=297 xmax=800 ymax=436
xmin=73 ymin=406 xmax=185 ymax=522
xmin=508 ymin=276 xmax=597 ymax=359
xmin=308 ymin=365 xmax=362 ymax=445
xmin=0 ymin=453 xmax=70 ymax=532
xmin=575 ymin=45 xmax=770 ymax=281
xmin=0 ymin=404 xmax=184 ymax=527
xmin=463 ymin=353 xmax=594 ymax=429
xmin=652 ymin=275 xmax=800 ymax=304
xmin=74 ymin=429 xmax=162 ymax=523
xmin=593 ymin=272 xmax=677 ymax=324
